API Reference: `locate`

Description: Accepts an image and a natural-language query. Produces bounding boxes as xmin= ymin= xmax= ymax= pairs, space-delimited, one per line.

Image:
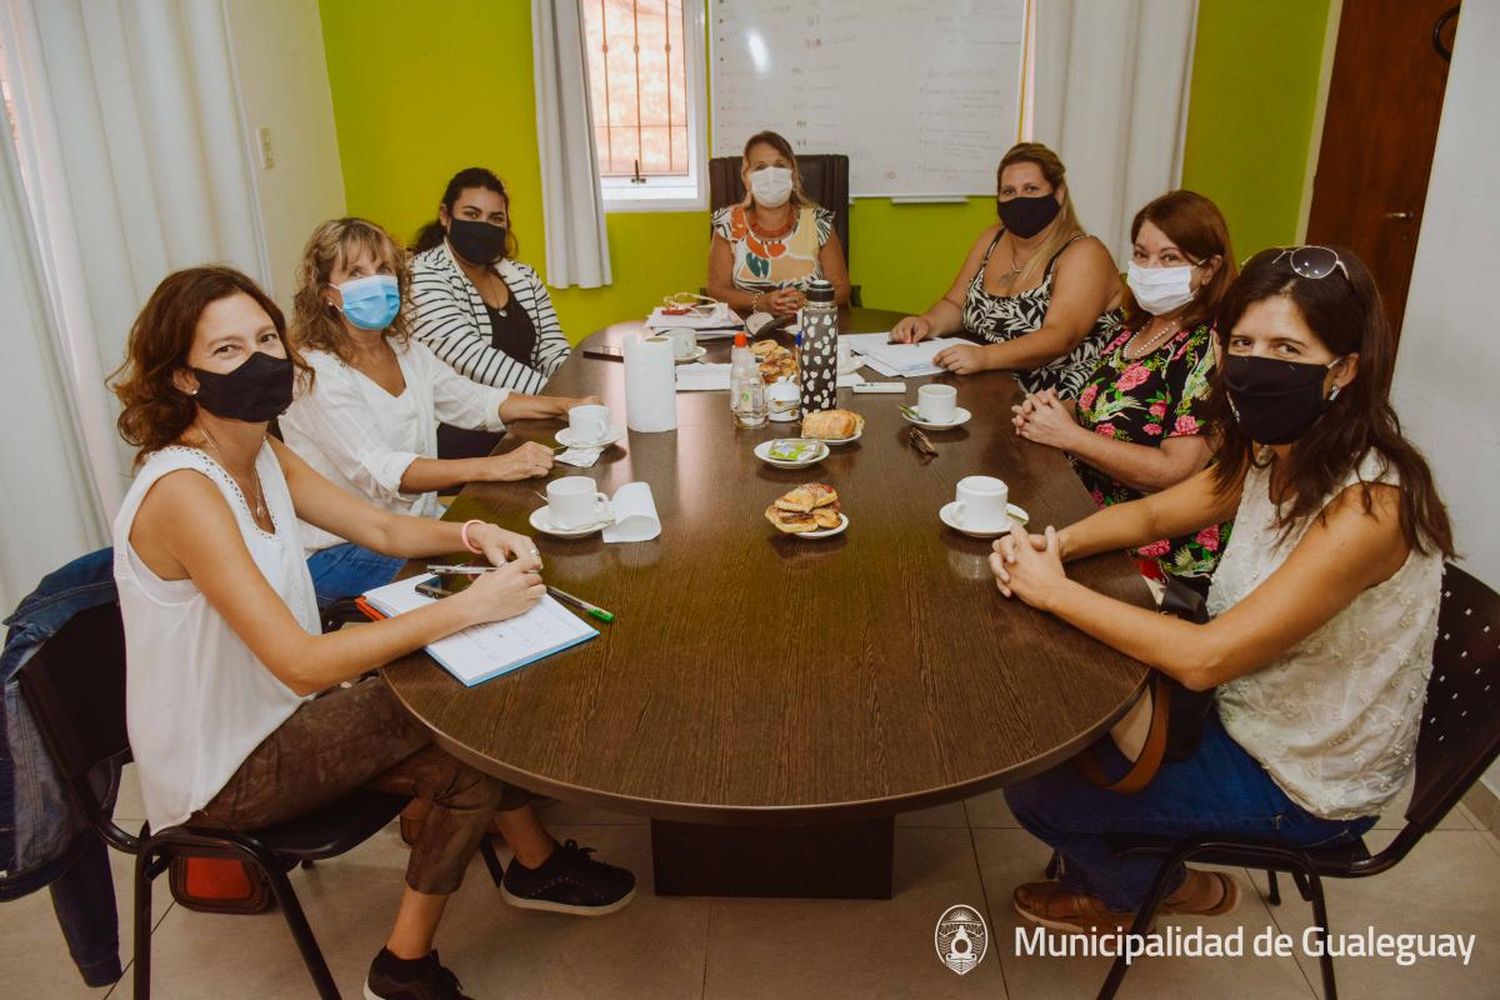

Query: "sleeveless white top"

xmin=113 ymin=444 xmax=318 ymax=830
xmin=1209 ymin=450 xmax=1442 ymax=820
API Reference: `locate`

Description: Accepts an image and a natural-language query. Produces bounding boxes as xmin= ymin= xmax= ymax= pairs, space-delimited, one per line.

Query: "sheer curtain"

xmin=1033 ymin=0 xmax=1199 ymax=263
xmin=0 ymin=0 xmax=269 ymax=600
xmin=531 ymin=0 xmax=612 ymax=289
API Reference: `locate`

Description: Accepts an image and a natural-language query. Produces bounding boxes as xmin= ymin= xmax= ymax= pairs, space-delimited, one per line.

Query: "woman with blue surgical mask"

xmin=280 ymin=218 xmax=597 ymax=606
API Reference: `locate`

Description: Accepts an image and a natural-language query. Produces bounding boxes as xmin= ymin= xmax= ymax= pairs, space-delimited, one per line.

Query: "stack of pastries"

xmin=765 ymin=483 xmax=842 ymax=533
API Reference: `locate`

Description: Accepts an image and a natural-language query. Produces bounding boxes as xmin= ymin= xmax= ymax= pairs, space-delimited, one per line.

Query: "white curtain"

xmin=531 ymin=0 xmax=612 ymax=289
xmin=0 ymin=0 xmax=269 ymax=598
xmin=1032 ymin=0 xmax=1199 ymax=264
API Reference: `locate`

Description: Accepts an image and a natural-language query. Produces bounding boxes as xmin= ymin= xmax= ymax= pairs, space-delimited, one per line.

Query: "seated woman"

xmin=110 ymin=266 xmax=635 ymax=999
xmin=280 ymin=217 xmax=596 ymax=607
xmin=891 ymin=142 xmax=1124 ymax=397
xmin=409 ymin=167 xmax=570 ymax=458
xmin=990 ymin=246 xmax=1452 ymax=931
xmin=707 ymin=130 xmax=852 ymax=317
xmin=1012 ymin=191 xmax=1237 ymax=593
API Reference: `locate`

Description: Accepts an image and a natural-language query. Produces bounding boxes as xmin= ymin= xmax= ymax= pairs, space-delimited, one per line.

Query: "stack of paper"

xmin=360 ymin=577 xmax=597 ymax=687
xmin=842 ymin=333 xmax=967 ymax=377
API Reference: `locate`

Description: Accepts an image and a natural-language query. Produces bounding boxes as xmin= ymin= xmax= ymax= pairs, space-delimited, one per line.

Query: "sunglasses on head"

xmin=1267 ymin=245 xmax=1350 ymax=282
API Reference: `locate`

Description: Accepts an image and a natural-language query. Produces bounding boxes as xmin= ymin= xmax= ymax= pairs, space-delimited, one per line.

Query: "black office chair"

xmin=707 ymin=152 xmax=861 ymax=306
xmin=18 ymin=602 xmax=407 ymax=1000
xmin=1094 ymin=563 xmax=1500 ymax=1000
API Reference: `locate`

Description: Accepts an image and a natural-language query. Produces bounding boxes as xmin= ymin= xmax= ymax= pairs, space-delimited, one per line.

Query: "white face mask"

xmin=1127 ymin=261 xmax=1197 ymax=316
xmin=749 ymin=166 xmax=794 ymax=208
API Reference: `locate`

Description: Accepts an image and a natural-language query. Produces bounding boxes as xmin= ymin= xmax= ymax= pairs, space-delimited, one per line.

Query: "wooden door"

xmin=1306 ymin=0 xmax=1459 ymax=338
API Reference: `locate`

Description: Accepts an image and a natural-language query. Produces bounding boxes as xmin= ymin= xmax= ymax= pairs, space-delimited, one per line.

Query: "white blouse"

xmin=1209 ymin=450 xmax=1443 ymax=820
xmin=278 ymin=339 xmax=511 ymax=552
xmin=114 ymin=445 xmax=318 ymax=831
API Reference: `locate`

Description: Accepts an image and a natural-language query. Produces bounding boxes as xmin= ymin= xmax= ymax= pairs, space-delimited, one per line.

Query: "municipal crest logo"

xmin=934 ymin=903 xmax=988 ymax=975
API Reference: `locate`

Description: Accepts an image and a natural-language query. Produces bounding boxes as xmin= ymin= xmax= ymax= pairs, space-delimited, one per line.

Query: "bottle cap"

xmin=734 ymin=331 xmax=748 ymax=348
xmin=804 ymin=278 xmax=836 ymax=304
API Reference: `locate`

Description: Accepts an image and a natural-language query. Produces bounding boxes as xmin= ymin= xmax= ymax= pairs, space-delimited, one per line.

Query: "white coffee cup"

xmin=664 ymin=327 xmax=697 ymax=359
xmin=547 ymin=476 xmax=611 ymax=529
xmin=568 ymin=403 xmax=611 ymax=444
xmin=918 ymin=384 xmax=958 ymax=424
xmin=766 ymin=380 xmax=800 ymax=421
xmin=953 ymin=475 xmax=1011 ymax=532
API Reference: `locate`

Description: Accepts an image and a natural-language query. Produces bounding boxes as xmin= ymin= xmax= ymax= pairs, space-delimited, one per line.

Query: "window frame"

xmin=591 ymin=0 xmax=708 ymax=214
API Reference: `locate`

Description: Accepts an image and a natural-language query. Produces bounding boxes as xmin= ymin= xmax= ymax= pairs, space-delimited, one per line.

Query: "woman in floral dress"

xmin=1012 ymin=191 xmax=1236 ymax=593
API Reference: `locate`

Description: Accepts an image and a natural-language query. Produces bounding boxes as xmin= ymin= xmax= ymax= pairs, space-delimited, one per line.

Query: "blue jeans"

xmin=1004 ymin=711 xmax=1376 ymax=911
xmin=306 ymin=543 xmax=404 ymax=608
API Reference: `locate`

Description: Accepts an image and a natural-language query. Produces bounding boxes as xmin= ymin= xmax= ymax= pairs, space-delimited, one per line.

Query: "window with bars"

xmin=583 ymin=0 xmax=706 ymax=210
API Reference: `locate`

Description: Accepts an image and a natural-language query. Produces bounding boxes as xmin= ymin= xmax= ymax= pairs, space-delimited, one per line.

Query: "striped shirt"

xmin=408 ymin=241 xmax=570 ymax=392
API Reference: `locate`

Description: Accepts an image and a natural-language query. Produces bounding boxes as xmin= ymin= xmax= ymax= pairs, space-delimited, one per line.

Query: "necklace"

xmin=198 ymin=423 xmax=269 ymax=526
xmin=1006 ymin=234 xmax=1031 ymax=275
xmin=1125 ymin=317 xmax=1182 ymax=360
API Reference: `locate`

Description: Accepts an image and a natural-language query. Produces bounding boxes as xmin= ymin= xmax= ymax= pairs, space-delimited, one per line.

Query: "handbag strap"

xmin=1075 ymin=672 xmax=1175 ymax=793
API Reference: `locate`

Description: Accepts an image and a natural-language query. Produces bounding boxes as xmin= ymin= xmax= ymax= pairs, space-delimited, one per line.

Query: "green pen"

xmin=547 ymin=585 xmax=615 ymax=624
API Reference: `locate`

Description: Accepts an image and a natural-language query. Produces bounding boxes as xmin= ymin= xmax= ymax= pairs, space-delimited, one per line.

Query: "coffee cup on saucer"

xmin=918 ymin=384 xmax=958 ymax=424
xmin=664 ymin=327 xmax=697 ymax=359
xmin=952 ymin=475 xmax=1010 ymax=532
xmin=766 ymin=380 xmax=800 ymax=421
xmin=546 ymin=476 xmax=610 ymax=529
xmin=568 ymin=404 xmax=611 ymax=445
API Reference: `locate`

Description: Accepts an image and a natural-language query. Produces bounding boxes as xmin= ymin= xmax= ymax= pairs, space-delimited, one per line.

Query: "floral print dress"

xmin=1072 ymin=322 xmax=1232 ymax=581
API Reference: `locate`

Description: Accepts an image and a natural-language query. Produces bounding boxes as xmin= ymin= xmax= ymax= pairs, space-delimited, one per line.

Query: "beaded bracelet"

xmin=459 ymin=519 xmax=486 ymax=554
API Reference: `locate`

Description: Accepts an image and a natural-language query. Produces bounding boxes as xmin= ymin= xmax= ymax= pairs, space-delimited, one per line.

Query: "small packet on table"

xmin=767 ymin=439 xmax=823 ymax=462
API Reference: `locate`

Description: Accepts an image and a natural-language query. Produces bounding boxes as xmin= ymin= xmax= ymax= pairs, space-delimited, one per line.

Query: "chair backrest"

xmin=1405 ymin=564 xmax=1500 ymax=837
xmin=707 ymin=153 xmax=851 ymax=264
xmin=17 ymin=602 xmax=138 ymax=852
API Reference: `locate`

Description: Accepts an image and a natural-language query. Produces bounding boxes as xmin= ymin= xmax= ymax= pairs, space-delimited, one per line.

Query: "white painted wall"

xmin=1389 ymin=1 xmax=1500 ymax=795
xmin=223 ymin=0 xmax=345 ymax=307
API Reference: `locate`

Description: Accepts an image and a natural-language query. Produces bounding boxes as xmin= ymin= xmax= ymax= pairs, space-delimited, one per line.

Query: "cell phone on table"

xmin=414 ymin=574 xmax=473 ymax=599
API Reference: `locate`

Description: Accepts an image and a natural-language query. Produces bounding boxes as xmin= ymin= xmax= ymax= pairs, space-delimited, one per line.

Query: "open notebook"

xmin=358 ymin=576 xmax=597 ymax=687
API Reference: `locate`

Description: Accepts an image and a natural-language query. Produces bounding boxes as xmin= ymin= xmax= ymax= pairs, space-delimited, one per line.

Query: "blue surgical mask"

xmin=332 ymin=274 xmax=400 ymax=330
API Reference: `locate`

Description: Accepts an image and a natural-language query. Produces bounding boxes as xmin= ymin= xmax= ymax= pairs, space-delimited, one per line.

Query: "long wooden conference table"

xmin=383 ymin=307 xmax=1151 ymax=899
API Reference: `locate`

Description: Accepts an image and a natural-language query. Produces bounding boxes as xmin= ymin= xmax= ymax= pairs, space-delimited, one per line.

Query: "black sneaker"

xmin=501 ymin=838 xmax=636 ymax=916
xmin=363 ymin=949 xmax=473 ymax=1000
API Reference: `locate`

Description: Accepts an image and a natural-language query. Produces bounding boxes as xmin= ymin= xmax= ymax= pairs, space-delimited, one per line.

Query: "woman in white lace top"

xmin=990 ymin=246 xmax=1454 ymax=934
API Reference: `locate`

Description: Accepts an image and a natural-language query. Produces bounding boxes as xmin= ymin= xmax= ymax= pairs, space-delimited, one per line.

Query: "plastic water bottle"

xmin=798 ymin=279 xmax=838 ymax=414
xmin=730 ymin=331 xmax=767 ymax=428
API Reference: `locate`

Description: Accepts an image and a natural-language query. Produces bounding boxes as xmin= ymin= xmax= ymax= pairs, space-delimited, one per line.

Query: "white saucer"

xmin=902 ymin=406 xmax=972 ymax=431
xmin=938 ymin=501 xmax=1030 ymax=538
xmin=556 ymin=424 xmax=626 ymax=450
xmin=808 ymin=427 xmax=862 ymax=445
xmin=801 ymin=513 xmax=849 ymax=539
xmin=754 ymin=438 xmax=829 ymax=469
xmin=673 ymin=346 xmax=708 ymax=364
xmin=528 ymin=505 xmax=613 ymax=538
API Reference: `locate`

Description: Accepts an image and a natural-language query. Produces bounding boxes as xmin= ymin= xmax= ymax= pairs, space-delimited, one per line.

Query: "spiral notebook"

xmin=357 ymin=576 xmax=597 ymax=687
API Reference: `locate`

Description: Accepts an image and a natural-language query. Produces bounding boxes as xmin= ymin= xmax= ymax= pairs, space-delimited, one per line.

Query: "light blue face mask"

xmin=332 ymin=273 xmax=400 ymax=330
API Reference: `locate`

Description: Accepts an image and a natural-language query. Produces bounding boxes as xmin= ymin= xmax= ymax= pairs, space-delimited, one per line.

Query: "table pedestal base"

xmin=649 ymin=816 xmax=894 ymax=899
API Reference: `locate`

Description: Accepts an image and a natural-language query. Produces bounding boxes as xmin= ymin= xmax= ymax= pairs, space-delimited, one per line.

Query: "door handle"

xmin=1384 ymin=211 xmax=1417 ymax=220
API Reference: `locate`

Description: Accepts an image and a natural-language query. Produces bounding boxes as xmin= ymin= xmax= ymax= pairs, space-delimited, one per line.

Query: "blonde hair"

xmin=741 ymin=130 xmax=816 ymax=213
xmin=997 ymin=142 xmax=1085 ymax=286
xmin=292 ymin=217 xmax=412 ymax=361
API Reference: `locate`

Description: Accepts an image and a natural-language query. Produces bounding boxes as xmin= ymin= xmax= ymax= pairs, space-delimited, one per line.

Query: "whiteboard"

xmin=710 ymin=0 xmax=1028 ymax=198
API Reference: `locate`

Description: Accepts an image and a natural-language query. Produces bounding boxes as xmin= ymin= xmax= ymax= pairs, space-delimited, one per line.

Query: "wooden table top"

xmin=384 ymin=307 xmax=1151 ymax=824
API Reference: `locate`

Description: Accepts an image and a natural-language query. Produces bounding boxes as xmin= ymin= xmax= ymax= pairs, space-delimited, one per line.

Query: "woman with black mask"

xmin=890 ymin=143 xmax=1125 ymax=397
xmin=409 ymin=168 xmax=572 ymax=456
xmin=988 ymin=247 xmax=1453 ymax=934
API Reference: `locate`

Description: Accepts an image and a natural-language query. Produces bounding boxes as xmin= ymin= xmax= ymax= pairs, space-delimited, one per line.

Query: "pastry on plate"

xmin=766 ymin=482 xmax=843 ymax=534
xmin=801 ymin=409 xmax=865 ymax=440
xmin=764 ymin=505 xmax=819 ymax=533
xmin=774 ymin=482 xmax=839 ymax=513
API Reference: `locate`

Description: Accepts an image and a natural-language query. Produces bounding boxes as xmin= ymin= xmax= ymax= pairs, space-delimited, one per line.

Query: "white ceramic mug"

xmin=766 ymin=380 xmax=800 ymax=421
xmin=547 ymin=476 xmax=611 ymax=529
xmin=664 ymin=327 xmax=697 ymax=359
xmin=568 ymin=403 xmax=611 ymax=443
xmin=918 ymin=384 xmax=958 ymax=423
xmin=953 ymin=475 xmax=1010 ymax=532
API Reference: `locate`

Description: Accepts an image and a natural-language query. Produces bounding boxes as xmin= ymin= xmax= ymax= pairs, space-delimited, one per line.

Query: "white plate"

xmin=754 ymin=438 xmax=829 ymax=469
xmin=555 ymin=424 xmax=626 ymax=450
xmin=902 ymin=406 xmax=972 ymax=431
xmin=799 ymin=512 xmax=849 ymax=539
xmin=806 ymin=426 xmax=862 ymax=445
xmin=673 ymin=346 xmax=708 ymax=364
xmin=528 ymin=505 xmax=613 ymax=539
xmin=938 ymin=501 xmax=1030 ymax=538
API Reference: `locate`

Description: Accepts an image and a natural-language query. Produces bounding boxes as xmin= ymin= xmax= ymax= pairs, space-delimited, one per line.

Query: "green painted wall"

xmin=319 ymin=0 xmax=1329 ymax=341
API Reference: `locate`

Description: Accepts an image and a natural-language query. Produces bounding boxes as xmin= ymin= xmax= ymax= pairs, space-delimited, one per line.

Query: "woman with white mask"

xmin=1011 ymin=191 xmax=1236 ymax=591
xmin=707 ymin=130 xmax=852 ymax=316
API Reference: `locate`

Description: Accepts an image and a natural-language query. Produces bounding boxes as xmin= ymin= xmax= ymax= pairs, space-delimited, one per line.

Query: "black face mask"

xmin=189 ymin=350 xmax=294 ymax=423
xmin=997 ymin=193 xmax=1062 ymax=239
xmin=1222 ymin=354 xmax=1344 ymax=445
xmin=447 ymin=218 xmax=508 ymax=265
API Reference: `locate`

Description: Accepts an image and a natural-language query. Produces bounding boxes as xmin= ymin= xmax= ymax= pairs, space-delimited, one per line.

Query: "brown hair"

xmin=996 ymin=142 xmax=1085 ymax=286
xmin=1123 ymin=190 xmax=1238 ymax=333
xmin=110 ymin=266 xmax=312 ymax=461
xmin=410 ymin=166 xmax=519 ymax=257
xmin=1208 ymin=247 xmax=1453 ymax=556
xmin=293 ymin=217 xmax=412 ymax=361
xmin=741 ymin=130 xmax=816 ymax=211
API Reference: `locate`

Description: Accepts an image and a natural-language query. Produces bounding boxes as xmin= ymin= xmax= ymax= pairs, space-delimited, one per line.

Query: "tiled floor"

xmin=4 ymin=766 xmax=1497 ymax=999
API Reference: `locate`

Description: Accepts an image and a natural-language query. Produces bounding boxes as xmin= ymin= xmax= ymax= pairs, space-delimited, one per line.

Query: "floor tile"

xmin=895 ymin=800 xmax=968 ymax=827
xmin=113 ymin=763 xmax=146 ymax=824
xmin=1373 ymin=775 xmax=1477 ymax=831
xmin=964 ymin=788 xmax=1022 ymax=828
xmin=704 ymin=828 xmax=1004 ymax=999
xmin=975 ymin=828 xmax=1317 ymax=1000
xmin=1459 ymin=782 xmax=1497 ymax=834
xmin=1263 ymin=829 xmax=1500 ymax=999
